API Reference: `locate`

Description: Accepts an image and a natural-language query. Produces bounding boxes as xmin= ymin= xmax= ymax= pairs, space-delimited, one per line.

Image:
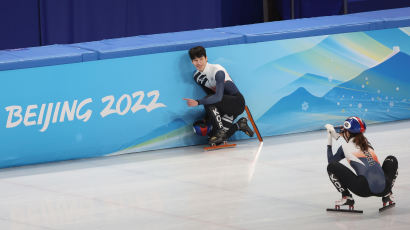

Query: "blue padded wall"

xmin=0 ymin=45 xmax=97 ymax=71
xmin=71 ymin=29 xmax=245 ymax=60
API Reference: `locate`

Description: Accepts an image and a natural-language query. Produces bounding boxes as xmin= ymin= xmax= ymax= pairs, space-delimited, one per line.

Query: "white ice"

xmin=0 ymin=120 xmax=409 ymax=230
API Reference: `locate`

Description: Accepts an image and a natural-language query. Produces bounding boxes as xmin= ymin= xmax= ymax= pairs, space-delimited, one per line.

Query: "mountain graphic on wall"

xmin=258 ymin=51 xmax=410 ymax=136
xmin=365 ymin=28 xmax=410 ymax=55
xmin=244 ymin=31 xmax=393 ymax=119
xmin=281 ymin=72 xmax=342 ymax=97
xmin=325 ymin=51 xmax=410 ymax=100
xmin=258 ymin=87 xmax=341 ymax=135
xmin=254 ymin=31 xmax=391 ymax=84
xmin=324 ymin=51 xmax=410 ymax=121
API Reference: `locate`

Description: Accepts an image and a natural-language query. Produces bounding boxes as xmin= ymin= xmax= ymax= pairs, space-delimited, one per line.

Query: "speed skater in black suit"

xmin=325 ymin=116 xmax=398 ymax=210
xmin=183 ymin=46 xmax=254 ymax=145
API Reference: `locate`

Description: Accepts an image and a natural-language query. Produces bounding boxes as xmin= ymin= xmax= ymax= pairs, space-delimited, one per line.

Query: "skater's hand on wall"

xmin=183 ymin=98 xmax=199 ymax=107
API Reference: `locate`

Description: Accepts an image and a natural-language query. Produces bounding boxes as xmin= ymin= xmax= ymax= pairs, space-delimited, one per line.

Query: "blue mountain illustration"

xmin=257 ymin=51 xmax=410 ymax=136
xmin=325 ymin=51 xmax=410 ymax=101
xmin=263 ymin=87 xmax=335 ymax=115
xmin=285 ymin=73 xmax=342 ymax=97
xmin=254 ymin=32 xmax=380 ymax=82
xmin=365 ymin=28 xmax=410 ymax=55
xmin=323 ymin=51 xmax=410 ymax=121
xmin=246 ymin=32 xmax=390 ymax=115
xmin=258 ymin=87 xmax=340 ymax=135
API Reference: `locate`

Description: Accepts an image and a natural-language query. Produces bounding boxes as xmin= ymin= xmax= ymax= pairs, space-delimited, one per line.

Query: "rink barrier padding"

xmin=70 ymin=29 xmax=245 ymax=60
xmin=0 ymin=7 xmax=409 ymax=70
xmin=216 ymin=8 xmax=410 ymax=43
xmin=1 ymin=7 xmax=410 ymax=168
xmin=0 ymin=45 xmax=98 ymax=71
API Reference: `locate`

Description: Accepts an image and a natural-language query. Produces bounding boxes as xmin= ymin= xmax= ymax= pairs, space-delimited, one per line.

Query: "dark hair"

xmin=350 ymin=132 xmax=370 ymax=152
xmin=189 ymin=46 xmax=206 ymax=60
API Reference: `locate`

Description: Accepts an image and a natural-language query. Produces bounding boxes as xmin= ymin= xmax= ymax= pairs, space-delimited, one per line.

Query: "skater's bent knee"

xmin=327 ymin=161 xmax=339 ymax=173
xmin=385 ymin=155 xmax=397 ymax=163
xmin=383 ymin=155 xmax=398 ymax=168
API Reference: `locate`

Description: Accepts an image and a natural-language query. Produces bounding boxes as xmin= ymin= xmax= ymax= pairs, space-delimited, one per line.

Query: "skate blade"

xmin=204 ymin=143 xmax=236 ymax=151
xmin=326 ymin=208 xmax=363 ymax=214
xmin=379 ymin=203 xmax=395 ymax=212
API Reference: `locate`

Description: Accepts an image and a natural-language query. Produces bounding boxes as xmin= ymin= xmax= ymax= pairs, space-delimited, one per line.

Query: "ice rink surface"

xmin=1 ymin=120 xmax=409 ymax=230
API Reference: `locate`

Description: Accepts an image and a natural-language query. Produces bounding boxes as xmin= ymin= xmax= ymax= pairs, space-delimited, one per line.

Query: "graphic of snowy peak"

xmin=265 ymin=73 xmax=343 ymax=113
xmin=258 ymin=87 xmax=339 ymax=135
xmin=324 ymin=51 xmax=410 ymax=121
xmin=258 ymin=51 xmax=410 ymax=136
xmin=365 ymin=27 xmax=410 ymax=56
xmin=254 ymin=32 xmax=392 ymax=84
xmin=284 ymin=73 xmax=342 ymax=97
xmin=325 ymin=51 xmax=410 ymax=100
xmin=247 ymin=31 xmax=395 ymax=119
xmin=263 ymin=87 xmax=334 ymax=114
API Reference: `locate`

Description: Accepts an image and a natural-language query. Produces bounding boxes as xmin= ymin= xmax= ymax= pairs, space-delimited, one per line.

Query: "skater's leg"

xmin=204 ymin=105 xmax=225 ymax=131
xmin=225 ymin=117 xmax=254 ymax=139
xmin=204 ymin=105 xmax=228 ymax=145
xmin=382 ymin=155 xmax=398 ymax=195
xmin=205 ymin=93 xmax=246 ymax=144
xmin=327 ymin=162 xmax=353 ymax=197
xmin=219 ymin=93 xmax=250 ymax=139
xmin=225 ymin=120 xmax=239 ymax=139
xmin=327 ymin=161 xmax=372 ymax=198
xmin=376 ymin=156 xmax=398 ymax=205
xmin=236 ymin=117 xmax=254 ymax=137
xmin=219 ymin=93 xmax=245 ymax=117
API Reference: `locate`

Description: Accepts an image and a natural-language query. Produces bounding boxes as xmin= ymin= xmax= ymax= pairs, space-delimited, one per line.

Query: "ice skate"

xmin=327 ymin=195 xmax=363 ymax=213
xmin=208 ymin=129 xmax=228 ymax=146
xmin=379 ymin=192 xmax=395 ymax=212
xmin=237 ymin=117 xmax=254 ymax=137
xmin=335 ymin=195 xmax=355 ymax=207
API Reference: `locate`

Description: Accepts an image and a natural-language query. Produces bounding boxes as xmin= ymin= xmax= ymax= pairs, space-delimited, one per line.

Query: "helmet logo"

xmin=343 ymin=121 xmax=351 ymax=129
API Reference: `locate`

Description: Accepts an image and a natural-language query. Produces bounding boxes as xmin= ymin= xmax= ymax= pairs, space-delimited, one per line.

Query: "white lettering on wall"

xmin=5 ymin=98 xmax=93 ymax=132
xmin=3 ymin=90 xmax=166 ymax=132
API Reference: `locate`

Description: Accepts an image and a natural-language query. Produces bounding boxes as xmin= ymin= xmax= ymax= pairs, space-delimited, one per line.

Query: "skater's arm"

xmin=326 ymin=124 xmax=344 ymax=163
xmin=198 ymin=71 xmax=225 ymax=105
xmin=327 ymin=146 xmax=345 ymax=163
xmin=200 ymin=85 xmax=214 ymax=95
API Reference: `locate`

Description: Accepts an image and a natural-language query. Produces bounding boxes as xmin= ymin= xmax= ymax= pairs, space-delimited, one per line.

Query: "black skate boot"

xmin=380 ymin=192 xmax=395 ymax=212
xmin=335 ymin=195 xmax=355 ymax=208
xmin=382 ymin=192 xmax=394 ymax=205
xmin=327 ymin=195 xmax=362 ymax=213
xmin=237 ymin=117 xmax=254 ymax=137
xmin=209 ymin=129 xmax=228 ymax=146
